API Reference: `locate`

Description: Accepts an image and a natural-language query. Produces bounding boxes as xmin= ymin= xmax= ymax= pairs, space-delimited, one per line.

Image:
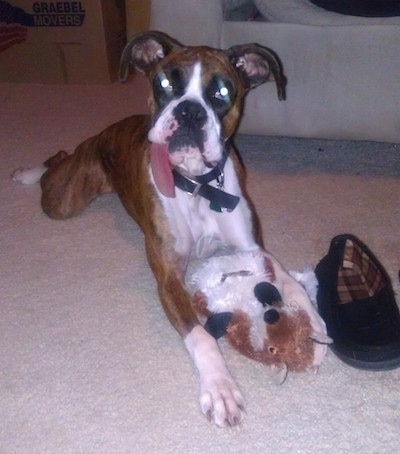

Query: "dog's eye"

xmin=214 ymin=85 xmax=230 ymax=102
xmin=160 ymin=75 xmax=173 ymax=91
xmin=212 ymin=81 xmax=232 ymax=106
xmin=153 ymin=69 xmax=185 ymax=108
xmin=155 ymin=72 xmax=173 ymax=96
xmin=206 ymin=77 xmax=236 ymax=117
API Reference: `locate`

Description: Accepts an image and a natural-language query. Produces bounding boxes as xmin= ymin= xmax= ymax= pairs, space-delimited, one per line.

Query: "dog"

xmin=13 ymin=31 xmax=329 ymax=427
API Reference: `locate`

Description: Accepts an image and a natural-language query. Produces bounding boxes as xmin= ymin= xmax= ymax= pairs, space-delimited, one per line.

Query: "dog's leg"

xmin=185 ymin=325 xmax=245 ymax=427
xmin=39 ymin=136 xmax=112 ymax=220
xmin=144 ymin=235 xmax=245 ymax=427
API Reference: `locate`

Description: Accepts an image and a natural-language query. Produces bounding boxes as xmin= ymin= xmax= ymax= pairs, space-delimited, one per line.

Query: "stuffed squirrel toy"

xmin=189 ymin=250 xmax=331 ymax=383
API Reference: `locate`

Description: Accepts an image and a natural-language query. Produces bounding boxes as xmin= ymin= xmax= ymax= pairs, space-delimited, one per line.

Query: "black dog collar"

xmin=172 ymin=148 xmax=240 ymax=212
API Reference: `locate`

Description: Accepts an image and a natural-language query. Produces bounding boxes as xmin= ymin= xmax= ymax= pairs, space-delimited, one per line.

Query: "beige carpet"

xmin=1 ymin=78 xmax=399 ymax=453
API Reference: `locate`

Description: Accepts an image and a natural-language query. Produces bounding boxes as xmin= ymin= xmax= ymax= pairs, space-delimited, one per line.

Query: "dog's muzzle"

xmin=168 ymin=100 xmax=207 ymax=153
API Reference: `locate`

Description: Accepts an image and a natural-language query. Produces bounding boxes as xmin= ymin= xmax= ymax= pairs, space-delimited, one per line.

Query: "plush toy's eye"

xmin=269 ymin=346 xmax=277 ymax=354
xmin=264 ymin=309 xmax=280 ymax=324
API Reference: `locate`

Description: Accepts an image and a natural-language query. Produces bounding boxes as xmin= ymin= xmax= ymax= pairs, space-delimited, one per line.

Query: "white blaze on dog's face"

xmin=148 ymin=62 xmax=236 ymax=176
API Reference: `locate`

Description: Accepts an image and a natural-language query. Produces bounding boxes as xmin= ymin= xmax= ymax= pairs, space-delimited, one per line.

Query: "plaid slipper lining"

xmin=337 ymin=238 xmax=386 ymax=304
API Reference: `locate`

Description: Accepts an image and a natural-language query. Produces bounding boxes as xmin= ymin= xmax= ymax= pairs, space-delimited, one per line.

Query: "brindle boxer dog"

xmin=13 ymin=31 xmax=329 ymax=427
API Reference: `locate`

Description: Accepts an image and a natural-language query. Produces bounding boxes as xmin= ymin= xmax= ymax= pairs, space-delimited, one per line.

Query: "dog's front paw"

xmin=185 ymin=325 xmax=245 ymax=427
xmin=199 ymin=372 xmax=245 ymax=427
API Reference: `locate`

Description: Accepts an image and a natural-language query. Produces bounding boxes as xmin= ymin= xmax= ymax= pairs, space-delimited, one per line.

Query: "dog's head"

xmin=120 ymin=31 xmax=286 ymax=195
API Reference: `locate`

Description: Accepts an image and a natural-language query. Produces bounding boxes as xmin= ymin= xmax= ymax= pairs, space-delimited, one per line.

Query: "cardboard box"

xmin=0 ymin=0 xmax=126 ymax=83
xmin=125 ymin=0 xmax=149 ymax=40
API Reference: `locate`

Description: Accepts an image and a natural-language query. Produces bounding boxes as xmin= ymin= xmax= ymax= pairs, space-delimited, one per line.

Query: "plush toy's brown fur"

xmin=192 ymin=291 xmax=315 ymax=373
xmin=227 ymin=310 xmax=314 ymax=372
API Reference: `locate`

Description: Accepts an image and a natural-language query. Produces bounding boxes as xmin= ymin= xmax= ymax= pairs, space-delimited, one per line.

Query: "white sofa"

xmin=149 ymin=0 xmax=400 ymax=143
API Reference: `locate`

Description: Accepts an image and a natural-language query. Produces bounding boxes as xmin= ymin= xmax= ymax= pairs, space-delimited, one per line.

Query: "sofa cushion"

xmin=222 ymin=21 xmax=400 ymax=142
xmin=253 ymin=0 xmax=400 ymax=24
xmin=310 ymin=1 xmax=400 ymax=17
xmin=223 ymin=0 xmax=260 ymax=20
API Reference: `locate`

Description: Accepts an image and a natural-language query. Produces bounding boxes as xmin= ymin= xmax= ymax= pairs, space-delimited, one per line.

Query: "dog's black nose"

xmin=174 ymin=100 xmax=207 ymax=127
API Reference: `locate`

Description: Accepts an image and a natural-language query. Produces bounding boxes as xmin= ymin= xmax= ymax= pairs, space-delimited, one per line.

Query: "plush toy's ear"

xmin=204 ymin=312 xmax=233 ymax=339
xmin=254 ymin=282 xmax=282 ymax=307
xmin=119 ymin=31 xmax=183 ymax=81
xmin=226 ymin=43 xmax=286 ymax=100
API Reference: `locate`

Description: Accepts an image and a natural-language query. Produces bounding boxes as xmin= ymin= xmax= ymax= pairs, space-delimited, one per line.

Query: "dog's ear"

xmin=226 ymin=43 xmax=286 ymax=100
xmin=119 ymin=31 xmax=183 ymax=81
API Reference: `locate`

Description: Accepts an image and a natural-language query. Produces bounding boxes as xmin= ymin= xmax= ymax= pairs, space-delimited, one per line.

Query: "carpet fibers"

xmin=1 ymin=80 xmax=399 ymax=453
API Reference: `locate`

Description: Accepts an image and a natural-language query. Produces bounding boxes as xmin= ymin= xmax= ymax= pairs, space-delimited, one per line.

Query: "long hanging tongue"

xmin=150 ymin=143 xmax=175 ymax=197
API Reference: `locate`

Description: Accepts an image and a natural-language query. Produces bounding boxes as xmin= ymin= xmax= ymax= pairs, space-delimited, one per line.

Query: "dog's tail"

xmin=12 ymin=150 xmax=68 ymax=185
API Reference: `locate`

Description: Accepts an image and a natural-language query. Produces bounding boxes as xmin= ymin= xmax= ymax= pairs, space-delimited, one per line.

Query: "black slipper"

xmin=315 ymin=234 xmax=400 ymax=370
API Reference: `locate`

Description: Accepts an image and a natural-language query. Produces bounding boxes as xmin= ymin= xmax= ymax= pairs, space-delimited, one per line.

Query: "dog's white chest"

xmin=152 ymin=157 xmax=257 ymax=259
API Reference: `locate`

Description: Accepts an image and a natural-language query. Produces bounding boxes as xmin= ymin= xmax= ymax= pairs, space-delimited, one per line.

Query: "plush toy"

xmin=189 ymin=250 xmax=331 ymax=383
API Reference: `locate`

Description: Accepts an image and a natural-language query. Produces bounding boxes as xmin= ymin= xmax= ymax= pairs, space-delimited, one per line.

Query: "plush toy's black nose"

xmin=254 ymin=282 xmax=282 ymax=307
xmin=174 ymin=100 xmax=207 ymax=127
xmin=264 ymin=309 xmax=280 ymax=324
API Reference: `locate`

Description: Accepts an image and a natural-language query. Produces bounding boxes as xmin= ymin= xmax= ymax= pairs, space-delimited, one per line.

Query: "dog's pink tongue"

xmin=150 ymin=143 xmax=175 ymax=197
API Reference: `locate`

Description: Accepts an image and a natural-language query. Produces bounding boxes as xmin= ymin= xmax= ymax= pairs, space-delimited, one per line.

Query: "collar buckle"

xmin=172 ymin=146 xmax=240 ymax=212
xmin=173 ymin=166 xmax=202 ymax=197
